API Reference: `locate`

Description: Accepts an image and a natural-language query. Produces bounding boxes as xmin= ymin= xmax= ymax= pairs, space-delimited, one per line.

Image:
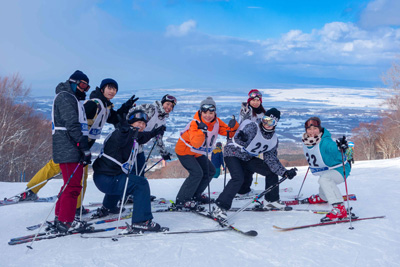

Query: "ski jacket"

xmin=238 ymin=102 xmax=265 ymax=124
xmin=224 ymin=120 xmax=287 ymax=177
xmin=303 ymin=128 xmax=351 ymax=178
xmin=211 ymin=147 xmax=225 ymax=169
xmin=92 ymin=125 xmax=154 ymax=176
xmin=52 ymin=81 xmax=89 ymax=164
xmin=175 ymin=111 xmax=238 ymax=157
xmin=130 ymin=101 xmax=169 ymax=156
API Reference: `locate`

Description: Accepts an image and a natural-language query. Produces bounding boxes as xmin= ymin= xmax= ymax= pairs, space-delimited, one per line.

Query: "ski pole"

xmin=226 ymin=176 xmax=289 ymax=223
xmin=340 ymin=146 xmax=354 ymax=230
xmin=205 ymin=131 xmax=212 ymax=212
xmin=5 ymin=173 xmax=61 ymax=202
xmin=26 ymin=163 xmax=82 ymax=251
xmin=77 ymin=166 xmax=88 ymax=221
xmin=144 ymin=158 xmax=163 ymax=174
xmin=224 ymin=130 xmax=230 ymax=188
xmin=295 ymin=167 xmax=309 ymax=200
xmin=138 ymin=136 xmax=158 ymax=176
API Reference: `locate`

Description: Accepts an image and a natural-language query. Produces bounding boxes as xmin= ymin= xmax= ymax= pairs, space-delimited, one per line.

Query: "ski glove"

xmin=336 ymin=136 xmax=348 ymax=151
xmin=162 ymin=152 xmax=172 ymax=161
xmin=77 ymin=138 xmax=91 ymax=166
xmin=284 ymin=168 xmax=297 ymax=180
xmin=151 ymin=125 xmax=166 ymax=138
xmin=117 ymin=95 xmax=139 ymax=115
xmin=236 ymin=131 xmax=248 ymax=142
xmin=196 ymin=121 xmax=208 ymax=132
xmin=228 ymin=115 xmax=237 ymax=128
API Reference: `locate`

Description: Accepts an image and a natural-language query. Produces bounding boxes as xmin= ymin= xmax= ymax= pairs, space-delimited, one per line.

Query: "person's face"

xmin=76 ymin=80 xmax=90 ymax=93
xmin=262 ymin=123 xmax=274 ymax=130
xmin=306 ymin=126 xmax=320 ymax=137
xmin=131 ymin=121 xmax=146 ymax=132
xmin=163 ymin=102 xmax=174 ymax=113
xmin=103 ymin=85 xmax=117 ymax=100
xmin=249 ymin=98 xmax=261 ymax=108
xmin=201 ymin=110 xmax=216 ymax=123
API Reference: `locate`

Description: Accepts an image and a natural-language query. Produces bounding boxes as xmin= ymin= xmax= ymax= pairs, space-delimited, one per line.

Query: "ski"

xmin=0 ymin=195 xmax=57 ymax=206
xmin=192 ymin=211 xmax=258 ymax=237
xmin=273 ymin=215 xmax=386 ymax=231
xmin=282 ymin=194 xmax=357 ymax=206
xmin=230 ymin=206 xmax=329 ymax=214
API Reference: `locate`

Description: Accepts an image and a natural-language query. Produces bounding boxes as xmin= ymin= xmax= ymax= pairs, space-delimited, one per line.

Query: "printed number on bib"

xmin=250 ymin=142 xmax=269 ymax=154
xmin=305 ymin=152 xmax=320 ymax=167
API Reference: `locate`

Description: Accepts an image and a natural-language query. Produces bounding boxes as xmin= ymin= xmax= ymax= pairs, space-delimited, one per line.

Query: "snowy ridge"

xmin=0 ymin=158 xmax=399 ymax=266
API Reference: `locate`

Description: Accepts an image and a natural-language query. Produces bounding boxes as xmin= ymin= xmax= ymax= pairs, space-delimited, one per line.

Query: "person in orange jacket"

xmin=175 ymin=97 xmax=239 ymax=208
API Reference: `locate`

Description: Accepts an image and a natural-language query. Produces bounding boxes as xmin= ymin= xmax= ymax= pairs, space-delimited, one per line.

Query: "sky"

xmin=1 ymin=0 xmax=400 ymax=96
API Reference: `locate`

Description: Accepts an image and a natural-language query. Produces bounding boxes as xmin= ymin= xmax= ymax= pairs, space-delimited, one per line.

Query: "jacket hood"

xmin=56 ymin=81 xmax=75 ymax=95
xmin=90 ymin=87 xmax=113 ymax=106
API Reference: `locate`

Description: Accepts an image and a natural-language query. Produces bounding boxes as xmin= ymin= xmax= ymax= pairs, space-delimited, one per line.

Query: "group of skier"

xmin=17 ymin=70 xmax=353 ymax=234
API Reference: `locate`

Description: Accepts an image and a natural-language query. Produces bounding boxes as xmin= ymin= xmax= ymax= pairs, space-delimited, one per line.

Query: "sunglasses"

xmin=249 ymin=91 xmax=262 ymax=98
xmin=305 ymin=119 xmax=321 ymax=129
xmin=200 ymin=104 xmax=216 ymax=113
xmin=262 ymin=115 xmax=277 ymax=127
xmin=164 ymin=95 xmax=177 ymax=105
xmin=70 ymin=79 xmax=90 ymax=91
xmin=129 ymin=111 xmax=149 ymax=123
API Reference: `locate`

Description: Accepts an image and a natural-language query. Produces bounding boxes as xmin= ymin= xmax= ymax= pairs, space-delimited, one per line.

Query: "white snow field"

xmin=0 ymin=157 xmax=399 ymax=267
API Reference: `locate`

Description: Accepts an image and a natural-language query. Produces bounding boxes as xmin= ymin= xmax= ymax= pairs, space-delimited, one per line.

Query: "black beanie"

xmin=100 ymin=78 xmax=118 ymax=91
xmin=69 ymin=70 xmax=89 ymax=84
xmin=265 ymin=108 xmax=281 ymax=122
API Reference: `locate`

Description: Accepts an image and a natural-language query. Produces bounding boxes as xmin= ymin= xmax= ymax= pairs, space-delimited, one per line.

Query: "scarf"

xmin=302 ymin=132 xmax=323 ymax=146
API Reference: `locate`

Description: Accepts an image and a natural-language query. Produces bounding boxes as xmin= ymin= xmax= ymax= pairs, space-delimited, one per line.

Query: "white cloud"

xmin=245 ymin=50 xmax=254 ymax=56
xmin=165 ymin=19 xmax=197 ymax=37
xmin=359 ymin=0 xmax=400 ymax=28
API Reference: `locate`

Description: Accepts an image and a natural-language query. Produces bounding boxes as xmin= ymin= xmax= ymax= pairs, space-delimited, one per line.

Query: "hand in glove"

xmin=284 ymin=168 xmax=297 ymax=180
xmin=228 ymin=115 xmax=237 ymax=128
xmin=196 ymin=121 xmax=208 ymax=132
xmin=336 ymin=136 xmax=348 ymax=151
xmin=162 ymin=152 xmax=172 ymax=161
xmin=117 ymin=95 xmax=139 ymax=115
xmin=77 ymin=137 xmax=92 ymax=166
xmin=151 ymin=125 xmax=166 ymax=138
xmin=236 ymin=130 xmax=248 ymax=142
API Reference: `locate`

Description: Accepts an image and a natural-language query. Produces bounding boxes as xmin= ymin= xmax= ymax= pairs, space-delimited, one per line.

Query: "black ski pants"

xmin=216 ymin=156 xmax=279 ymax=210
xmin=175 ymin=154 xmax=216 ymax=204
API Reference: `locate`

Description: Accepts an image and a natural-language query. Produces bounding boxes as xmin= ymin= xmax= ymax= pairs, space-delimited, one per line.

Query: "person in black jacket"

xmin=92 ymin=109 xmax=166 ymax=233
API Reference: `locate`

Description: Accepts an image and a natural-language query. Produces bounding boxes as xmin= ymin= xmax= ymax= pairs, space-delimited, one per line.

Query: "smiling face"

xmin=201 ymin=110 xmax=216 ymax=123
xmin=249 ymin=98 xmax=261 ymax=108
xmin=131 ymin=121 xmax=146 ymax=132
xmin=102 ymin=85 xmax=117 ymax=100
xmin=162 ymin=102 xmax=174 ymax=113
xmin=306 ymin=126 xmax=321 ymax=137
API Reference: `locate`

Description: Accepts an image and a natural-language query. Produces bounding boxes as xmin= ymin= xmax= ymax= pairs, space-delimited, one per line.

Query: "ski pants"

xmin=175 ymin=154 xmax=216 ymax=204
xmin=318 ymin=170 xmax=345 ymax=205
xmin=27 ymin=159 xmax=88 ymax=209
xmin=55 ymin=162 xmax=84 ymax=223
xmin=216 ymin=156 xmax=277 ymax=210
xmin=94 ymin=172 xmax=153 ymax=223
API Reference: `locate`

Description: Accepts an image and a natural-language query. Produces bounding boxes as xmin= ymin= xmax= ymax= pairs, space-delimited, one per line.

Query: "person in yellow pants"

xmin=19 ymin=78 xmax=138 ymax=213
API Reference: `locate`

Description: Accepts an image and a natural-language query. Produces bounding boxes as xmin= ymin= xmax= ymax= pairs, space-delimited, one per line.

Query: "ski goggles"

xmin=200 ymin=104 xmax=216 ymax=113
xmin=262 ymin=115 xmax=278 ymax=127
xmin=128 ymin=111 xmax=149 ymax=123
xmin=248 ymin=91 xmax=262 ymax=99
xmin=69 ymin=79 xmax=90 ymax=91
xmin=305 ymin=119 xmax=321 ymax=129
xmin=164 ymin=95 xmax=177 ymax=106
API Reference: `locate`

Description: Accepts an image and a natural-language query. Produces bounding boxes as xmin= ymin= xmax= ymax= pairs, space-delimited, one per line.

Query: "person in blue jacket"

xmin=301 ymin=117 xmax=351 ymax=222
xmin=211 ymin=142 xmax=225 ymax=178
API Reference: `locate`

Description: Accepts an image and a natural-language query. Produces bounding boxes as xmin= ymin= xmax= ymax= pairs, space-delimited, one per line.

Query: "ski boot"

xmin=211 ymin=206 xmax=229 ymax=226
xmin=262 ymin=200 xmax=292 ymax=211
xmin=120 ymin=220 xmax=167 ymax=235
xmin=321 ymin=203 xmax=347 ymax=222
xmin=307 ymin=194 xmax=328 ymax=204
xmin=19 ymin=190 xmax=39 ymax=202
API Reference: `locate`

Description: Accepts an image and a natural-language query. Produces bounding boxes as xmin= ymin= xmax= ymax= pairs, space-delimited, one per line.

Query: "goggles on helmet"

xmin=262 ymin=115 xmax=278 ymax=127
xmin=249 ymin=91 xmax=262 ymax=99
xmin=305 ymin=119 xmax=321 ymax=129
xmin=200 ymin=104 xmax=216 ymax=113
xmin=128 ymin=111 xmax=149 ymax=123
xmin=69 ymin=79 xmax=90 ymax=92
xmin=164 ymin=95 xmax=177 ymax=105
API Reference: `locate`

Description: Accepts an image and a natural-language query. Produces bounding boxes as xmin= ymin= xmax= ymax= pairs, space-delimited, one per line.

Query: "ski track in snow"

xmin=0 ymin=158 xmax=399 ymax=266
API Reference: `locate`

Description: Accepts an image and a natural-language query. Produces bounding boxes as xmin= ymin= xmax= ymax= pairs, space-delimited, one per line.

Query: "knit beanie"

xmin=100 ymin=78 xmax=118 ymax=91
xmin=69 ymin=70 xmax=89 ymax=84
xmin=265 ymin=108 xmax=281 ymax=122
xmin=247 ymin=89 xmax=262 ymax=104
xmin=200 ymin=97 xmax=216 ymax=109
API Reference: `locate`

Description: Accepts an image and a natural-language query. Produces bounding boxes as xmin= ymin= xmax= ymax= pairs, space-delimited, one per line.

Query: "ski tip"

xmin=246 ymin=230 xmax=258 ymax=236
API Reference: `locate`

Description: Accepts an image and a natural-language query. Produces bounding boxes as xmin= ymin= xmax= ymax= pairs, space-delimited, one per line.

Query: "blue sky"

xmin=1 ymin=0 xmax=399 ymax=96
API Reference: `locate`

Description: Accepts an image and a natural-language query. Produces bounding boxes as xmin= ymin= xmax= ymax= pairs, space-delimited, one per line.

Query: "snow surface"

xmin=1 ymin=158 xmax=399 ymax=267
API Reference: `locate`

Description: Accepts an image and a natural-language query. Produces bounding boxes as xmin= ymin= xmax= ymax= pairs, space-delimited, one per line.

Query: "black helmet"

xmin=127 ymin=110 xmax=149 ymax=124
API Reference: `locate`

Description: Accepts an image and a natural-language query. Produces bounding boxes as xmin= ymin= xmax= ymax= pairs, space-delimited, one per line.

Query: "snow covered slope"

xmin=0 ymin=158 xmax=399 ymax=267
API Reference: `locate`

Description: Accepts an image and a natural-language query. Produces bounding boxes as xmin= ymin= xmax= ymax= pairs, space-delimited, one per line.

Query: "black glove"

xmin=162 ymin=152 xmax=172 ymax=161
xmin=77 ymin=137 xmax=92 ymax=166
xmin=117 ymin=95 xmax=139 ymax=115
xmin=284 ymin=168 xmax=297 ymax=180
xmin=151 ymin=125 xmax=166 ymax=138
xmin=228 ymin=115 xmax=236 ymax=128
xmin=236 ymin=131 xmax=248 ymax=142
xmin=116 ymin=114 xmax=131 ymax=132
xmin=196 ymin=121 xmax=208 ymax=132
xmin=336 ymin=136 xmax=348 ymax=151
